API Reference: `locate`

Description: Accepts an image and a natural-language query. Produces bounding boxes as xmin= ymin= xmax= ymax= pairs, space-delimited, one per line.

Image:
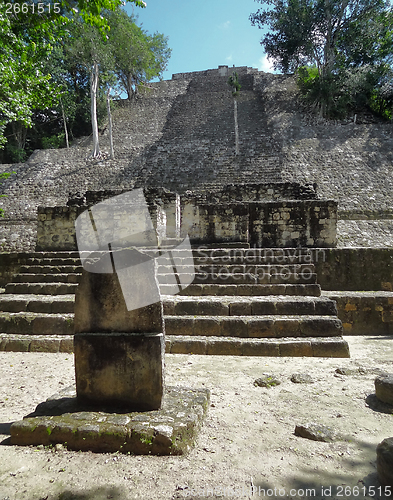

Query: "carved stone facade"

xmin=35 ymin=184 xmax=337 ymax=251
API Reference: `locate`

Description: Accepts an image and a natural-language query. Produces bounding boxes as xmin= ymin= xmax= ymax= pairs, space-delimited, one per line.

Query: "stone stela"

xmin=73 ymin=189 xmax=167 ymax=411
xmin=73 ymin=257 xmax=165 ymax=411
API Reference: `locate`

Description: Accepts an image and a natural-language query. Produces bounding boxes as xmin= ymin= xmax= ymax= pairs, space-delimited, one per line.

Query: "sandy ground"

xmin=0 ymin=336 xmax=393 ymax=500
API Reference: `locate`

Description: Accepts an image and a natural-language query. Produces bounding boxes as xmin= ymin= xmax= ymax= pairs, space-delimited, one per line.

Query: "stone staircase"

xmin=0 ymin=247 xmax=349 ymax=357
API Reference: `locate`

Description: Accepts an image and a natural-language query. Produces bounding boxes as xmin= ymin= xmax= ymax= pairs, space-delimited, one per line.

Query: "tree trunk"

xmin=127 ymin=74 xmax=134 ymax=100
xmin=106 ymin=86 xmax=114 ymax=160
xmin=60 ymin=98 xmax=69 ymax=149
xmin=91 ymin=61 xmax=100 ymax=157
xmin=11 ymin=122 xmax=27 ymax=155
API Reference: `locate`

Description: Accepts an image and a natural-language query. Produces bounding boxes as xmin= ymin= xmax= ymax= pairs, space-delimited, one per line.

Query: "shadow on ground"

xmin=366 ymin=393 xmax=393 ymax=414
xmin=57 ymin=486 xmax=126 ymax=500
xmin=253 ymin=436 xmax=390 ymax=500
xmin=0 ymin=422 xmax=11 ymax=435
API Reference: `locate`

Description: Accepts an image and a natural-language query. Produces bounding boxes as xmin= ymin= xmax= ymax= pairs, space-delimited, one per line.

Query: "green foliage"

xmin=106 ymin=9 xmax=171 ymax=100
xmin=0 ymin=2 xmax=62 ymax=149
xmin=0 ymin=2 xmax=171 ymax=162
xmin=60 ymin=0 xmax=146 ymax=31
xmin=251 ymin=0 xmax=393 ymax=118
xmin=0 ymin=0 xmax=147 ymax=155
xmin=369 ymin=77 xmax=393 ymax=120
xmin=42 ymin=133 xmax=66 ymax=150
xmin=228 ymin=72 xmax=241 ymax=97
xmin=297 ymin=64 xmax=393 ymax=118
xmin=4 ymin=144 xmax=28 ymax=163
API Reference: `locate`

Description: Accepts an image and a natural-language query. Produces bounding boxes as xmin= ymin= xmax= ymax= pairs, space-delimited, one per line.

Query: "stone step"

xmin=162 ymin=283 xmax=321 ymax=297
xmin=11 ymin=274 xmax=81 ymax=284
xmin=0 ymin=334 xmax=350 ymax=358
xmin=19 ymin=265 xmax=83 ymax=274
xmin=191 ymin=247 xmax=310 ymax=255
xmin=0 ymin=310 xmax=340 ymax=338
xmin=191 ymin=248 xmax=312 ymax=260
xmin=158 ymin=263 xmax=315 ymax=274
xmin=0 ymin=294 xmax=74 ymax=314
xmin=5 ymin=283 xmax=78 ymax=295
xmin=0 ymin=335 xmax=74 ymax=353
xmin=163 ymin=296 xmax=337 ymax=317
xmin=25 ymin=258 xmax=81 ymax=266
xmin=27 ymin=252 xmax=80 ymax=259
xmin=0 ymin=312 xmax=73 ymax=335
xmin=0 ymin=294 xmax=336 ymax=317
xmin=166 ymin=335 xmax=350 ymax=358
xmin=23 ymin=255 xmax=312 ymax=268
xmin=23 ymin=249 xmax=313 ymax=268
xmin=165 ymin=255 xmax=313 ymax=266
xmin=158 ymin=272 xmax=317 ymax=285
xmin=164 ymin=315 xmax=343 ymax=338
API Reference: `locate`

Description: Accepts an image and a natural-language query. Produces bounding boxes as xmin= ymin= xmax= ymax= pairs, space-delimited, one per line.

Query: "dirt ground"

xmin=0 ymin=336 xmax=393 ymax=500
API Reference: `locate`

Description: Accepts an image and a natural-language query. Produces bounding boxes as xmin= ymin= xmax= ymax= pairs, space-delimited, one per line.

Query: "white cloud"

xmin=257 ymin=54 xmax=276 ymax=73
xmin=219 ymin=20 xmax=231 ymax=30
xmin=225 ymin=54 xmax=233 ymax=63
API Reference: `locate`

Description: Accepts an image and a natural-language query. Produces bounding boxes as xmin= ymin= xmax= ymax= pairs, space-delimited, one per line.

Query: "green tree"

xmin=63 ymin=18 xmax=116 ymax=157
xmin=46 ymin=7 xmax=171 ymax=158
xmin=0 ymin=2 xmax=62 ymax=153
xmin=250 ymin=0 xmax=393 ymax=117
xmin=60 ymin=0 xmax=146 ymax=30
xmin=106 ymin=9 xmax=171 ymax=100
xmin=0 ymin=0 xmax=146 ymax=154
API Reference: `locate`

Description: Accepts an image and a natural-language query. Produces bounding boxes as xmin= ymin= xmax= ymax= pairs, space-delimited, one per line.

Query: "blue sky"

xmin=124 ymin=0 xmax=274 ymax=81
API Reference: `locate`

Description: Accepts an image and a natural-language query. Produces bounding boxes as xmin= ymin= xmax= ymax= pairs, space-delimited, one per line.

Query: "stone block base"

xmin=10 ymin=385 xmax=210 ymax=455
xmin=74 ymin=333 xmax=164 ymax=410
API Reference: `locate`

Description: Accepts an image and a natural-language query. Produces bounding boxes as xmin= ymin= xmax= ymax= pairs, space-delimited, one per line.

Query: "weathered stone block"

xmin=59 ymin=337 xmax=74 ymax=353
xmin=274 ymin=319 xmax=301 ymax=337
xmin=198 ymin=301 xmax=229 ymax=316
xmin=247 ymin=319 xmax=275 ymax=338
xmin=10 ymin=385 xmax=209 ymax=455
xmin=311 ymin=339 xmax=350 ymax=358
xmin=229 ymin=302 xmax=251 ymax=316
xmin=74 ymin=268 xmax=163 ymax=334
xmin=193 ymin=317 xmax=221 ymax=336
xmin=221 ymin=317 xmax=248 ymax=337
xmin=5 ymin=338 xmax=30 ymax=352
xmin=206 ymin=338 xmax=242 ymax=355
xmin=377 ymin=438 xmax=393 ymax=487
xmin=300 ymin=317 xmax=342 ymax=337
xmin=169 ymin=337 xmax=207 ymax=355
xmin=74 ymin=332 xmax=165 ymax=410
xmin=165 ymin=316 xmax=194 ymax=336
xmin=375 ymin=374 xmax=393 ymax=406
xmin=280 ymin=341 xmax=313 ymax=357
xmin=242 ymin=341 xmax=280 ymax=356
xmin=30 ymin=339 xmax=60 ymax=353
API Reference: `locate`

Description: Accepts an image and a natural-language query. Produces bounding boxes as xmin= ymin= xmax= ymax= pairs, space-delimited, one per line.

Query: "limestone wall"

xmin=36 ymin=186 xmax=336 ymax=251
xmin=182 ymin=199 xmax=336 ymax=247
xmin=325 ymin=292 xmax=393 ymax=335
xmin=0 ymin=253 xmax=30 ymax=287
xmin=313 ymin=248 xmax=393 ymax=291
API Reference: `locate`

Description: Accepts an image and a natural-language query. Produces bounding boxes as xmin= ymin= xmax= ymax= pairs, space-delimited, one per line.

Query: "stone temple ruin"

xmin=0 ymin=64 xmax=393 ymax=358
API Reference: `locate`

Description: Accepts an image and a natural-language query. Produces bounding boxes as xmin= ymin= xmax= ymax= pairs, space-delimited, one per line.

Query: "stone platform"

xmin=10 ymin=385 xmax=210 ymax=455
